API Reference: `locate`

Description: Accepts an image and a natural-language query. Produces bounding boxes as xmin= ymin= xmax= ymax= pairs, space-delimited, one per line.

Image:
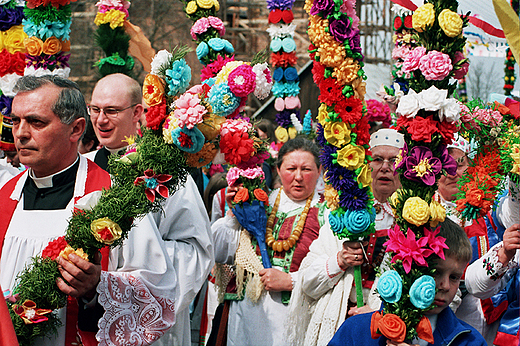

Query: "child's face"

xmin=427 ymin=255 xmax=466 ymax=315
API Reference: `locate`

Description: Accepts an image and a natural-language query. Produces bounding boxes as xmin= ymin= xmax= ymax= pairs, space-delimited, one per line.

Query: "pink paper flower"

xmin=208 ymin=16 xmax=225 ymax=36
xmin=95 ymin=0 xmax=130 ymax=16
xmin=134 ymin=169 xmax=172 ymax=203
xmin=384 ymin=225 xmax=433 ymax=273
xmin=174 ymin=93 xmax=207 ymax=129
xmin=228 ymin=64 xmax=256 ymax=97
xmin=191 ymin=17 xmax=210 ymax=40
xmin=474 ymin=108 xmax=503 ymax=127
xmin=453 ymin=51 xmax=469 ymax=79
xmin=220 ymin=119 xmax=252 ymax=136
xmin=392 ymin=45 xmax=410 ymax=61
xmin=403 ymin=46 xmax=426 ymax=72
xmin=419 ymin=50 xmax=452 ymax=81
xmin=423 ymin=227 xmax=449 ymax=259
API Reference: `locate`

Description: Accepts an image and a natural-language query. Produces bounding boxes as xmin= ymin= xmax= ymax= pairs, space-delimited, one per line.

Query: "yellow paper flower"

xmin=24 ymin=36 xmax=43 ymax=56
xmin=324 ymin=184 xmax=340 ymax=210
xmin=59 ymin=245 xmax=89 ymax=262
xmin=162 ymin=114 xmax=178 ymax=144
xmin=198 ymin=114 xmax=225 ymax=141
xmin=324 ymin=121 xmax=351 ymax=148
xmin=402 ymin=196 xmax=430 ymax=227
xmin=352 ymin=78 xmax=366 ymax=100
xmin=213 ymin=0 xmax=220 ymax=11
xmin=438 ymin=9 xmax=463 ymax=38
xmin=4 ymin=25 xmax=27 ymax=54
xmin=91 ymin=217 xmax=122 ymax=245
xmin=143 ymin=74 xmax=165 ymax=107
xmin=334 ymin=58 xmax=360 ymax=85
xmin=288 ymin=126 xmax=297 ymax=140
xmin=42 ymin=37 xmax=62 ymax=55
xmin=337 ymin=144 xmax=365 ymax=170
xmin=185 ymin=1 xmax=197 ymax=14
xmin=275 ymin=126 xmax=289 ymax=143
xmin=357 ymin=163 xmax=372 ymax=188
xmin=317 ymin=103 xmax=329 ymax=125
xmin=429 ymin=200 xmax=446 ymax=227
xmin=510 ymin=144 xmax=520 ymax=175
xmin=196 ymin=0 xmax=214 ymax=9
xmin=215 ymin=61 xmax=245 ymax=84
xmin=412 ymin=3 xmax=435 ymax=32
xmin=104 ymin=9 xmax=126 ymax=29
xmin=0 ymin=31 xmax=4 ymax=50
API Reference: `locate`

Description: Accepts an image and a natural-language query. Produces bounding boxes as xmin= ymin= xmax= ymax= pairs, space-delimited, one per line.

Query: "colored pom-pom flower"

xmin=228 ymin=64 xmax=256 ymax=97
xmin=171 ymin=126 xmax=205 ymax=153
xmin=134 ymin=169 xmax=172 ymax=203
xmin=90 ymin=217 xmax=123 ymax=245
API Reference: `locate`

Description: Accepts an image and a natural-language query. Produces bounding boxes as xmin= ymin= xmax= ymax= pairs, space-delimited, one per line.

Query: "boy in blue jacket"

xmin=329 ymin=219 xmax=486 ymax=346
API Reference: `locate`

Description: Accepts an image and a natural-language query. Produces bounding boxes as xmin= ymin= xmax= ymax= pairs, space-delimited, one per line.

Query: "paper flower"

xmin=165 ymin=58 xmax=191 ymax=96
xmin=343 ymin=208 xmax=374 ymax=234
xmin=252 ymin=62 xmax=273 ymax=99
xmin=13 ymin=300 xmax=52 ymax=325
xmin=401 ymin=146 xmax=441 ymax=186
xmin=377 ymin=270 xmax=403 ymax=303
xmin=253 ymin=188 xmax=268 ymax=202
xmin=412 ymin=3 xmax=435 ymax=32
xmin=438 ymin=9 xmax=462 ymax=38
xmin=396 ymin=89 xmax=421 ymax=117
xmin=234 ymin=188 xmax=249 ymax=203
xmin=90 ymin=217 xmax=123 ymax=245
xmin=336 ymin=144 xmax=365 ymax=170
xmin=220 ymin=131 xmax=255 ymax=165
xmin=423 ymin=226 xmax=449 ymax=259
xmin=134 ymin=169 xmax=172 ymax=203
xmin=376 ymin=313 xmax=407 ymax=343
xmin=323 ymin=121 xmax=351 ymax=148
xmin=208 ymin=82 xmax=241 ymax=117
xmin=228 ymin=64 xmax=256 ymax=97
xmin=41 ymin=236 xmax=68 ymax=260
xmin=402 ymin=196 xmax=431 ymax=226
xmin=59 ymin=245 xmax=89 ymax=262
xmin=150 ymin=49 xmax=173 ymax=75
xmin=173 ymin=92 xmax=207 ymax=129
xmin=385 ymin=226 xmax=433 ymax=273
xmin=409 ymin=275 xmax=436 ymax=309
xmin=402 ymin=47 xmax=426 ymax=73
xmin=143 ymin=74 xmax=165 ymax=107
xmin=329 ymin=210 xmax=345 ymax=235
xmin=419 ymin=51 xmax=452 ymax=81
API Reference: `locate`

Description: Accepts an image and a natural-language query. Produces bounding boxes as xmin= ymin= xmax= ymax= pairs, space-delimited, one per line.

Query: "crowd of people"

xmin=0 ymin=74 xmax=518 ymax=346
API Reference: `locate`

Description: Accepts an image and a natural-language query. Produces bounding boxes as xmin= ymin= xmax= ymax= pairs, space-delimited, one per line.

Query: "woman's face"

xmin=277 ymin=150 xmax=321 ymax=202
xmin=438 ymin=148 xmax=469 ymax=201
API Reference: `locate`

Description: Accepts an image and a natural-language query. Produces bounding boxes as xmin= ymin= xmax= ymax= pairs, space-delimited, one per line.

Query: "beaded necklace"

xmin=265 ymin=189 xmax=314 ymax=253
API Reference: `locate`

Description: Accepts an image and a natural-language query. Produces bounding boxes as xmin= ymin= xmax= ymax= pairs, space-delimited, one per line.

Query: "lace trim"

xmin=97 ymin=272 xmax=176 ymax=346
xmin=482 ymin=244 xmax=518 ymax=281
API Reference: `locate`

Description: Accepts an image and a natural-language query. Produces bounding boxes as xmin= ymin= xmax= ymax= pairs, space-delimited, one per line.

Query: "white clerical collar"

xmin=29 ymin=156 xmax=79 ymax=189
xmin=105 ymin=146 xmax=128 ymax=154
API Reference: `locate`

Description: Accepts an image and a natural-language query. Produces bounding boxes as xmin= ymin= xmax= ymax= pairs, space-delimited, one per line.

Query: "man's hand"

xmin=498 ymin=224 xmax=520 ymax=265
xmin=56 ymin=252 xmax=101 ymax=300
xmin=259 ymin=268 xmax=293 ymax=292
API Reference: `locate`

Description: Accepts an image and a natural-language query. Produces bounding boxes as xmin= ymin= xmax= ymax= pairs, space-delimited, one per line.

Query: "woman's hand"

xmin=259 ymin=268 xmax=293 ymax=291
xmin=337 ymin=241 xmax=365 ymax=271
xmin=347 ymin=305 xmax=374 ymax=316
xmin=225 ymin=185 xmax=240 ymax=209
xmin=498 ymin=223 xmax=520 ymax=264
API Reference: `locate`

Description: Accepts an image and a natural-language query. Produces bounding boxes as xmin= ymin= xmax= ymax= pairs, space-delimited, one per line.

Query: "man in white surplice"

xmin=85 ymin=73 xmax=214 ymax=345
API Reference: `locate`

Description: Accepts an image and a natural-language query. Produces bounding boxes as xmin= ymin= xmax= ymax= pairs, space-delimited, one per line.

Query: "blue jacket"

xmin=329 ymin=307 xmax=486 ymax=346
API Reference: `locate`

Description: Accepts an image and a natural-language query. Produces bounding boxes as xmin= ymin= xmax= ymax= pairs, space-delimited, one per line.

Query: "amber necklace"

xmin=266 ymin=189 xmax=314 ymax=253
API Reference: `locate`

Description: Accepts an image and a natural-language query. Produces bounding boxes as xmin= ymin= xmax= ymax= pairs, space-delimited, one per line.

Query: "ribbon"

xmin=12 ymin=300 xmax=52 ymax=325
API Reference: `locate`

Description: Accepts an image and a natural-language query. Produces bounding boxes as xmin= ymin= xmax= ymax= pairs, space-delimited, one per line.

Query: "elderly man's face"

xmin=11 ymin=84 xmax=84 ymax=177
xmin=90 ymin=81 xmax=140 ymax=150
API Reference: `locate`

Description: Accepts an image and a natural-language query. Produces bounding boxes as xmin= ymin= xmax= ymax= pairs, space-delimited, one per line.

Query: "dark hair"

xmin=203 ymin=172 xmax=228 ymax=217
xmin=13 ymin=75 xmax=87 ymax=125
xmin=81 ymin=115 xmax=100 ymax=150
xmin=276 ymin=137 xmax=321 ymax=169
xmin=255 ymin=118 xmax=276 ymax=144
xmin=437 ymin=218 xmax=472 ymax=264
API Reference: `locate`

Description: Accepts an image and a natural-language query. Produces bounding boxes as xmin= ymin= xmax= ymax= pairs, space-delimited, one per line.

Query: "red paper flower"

xmin=146 ymin=99 xmax=167 ymax=130
xmin=351 ymin=116 xmax=371 ymax=146
xmin=134 ymin=169 xmax=172 ymax=203
xmin=336 ymin=96 xmax=363 ymax=124
xmin=42 ymin=236 xmax=68 ymax=260
xmin=399 ymin=115 xmax=438 ymax=142
xmin=312 ymin=61 xmax=325 ymax=87
xmin=271 ymin=52 xmax=297 ymax=68
xmin=220 ymin=132 xmax=255 ymax=165
xmin=319 ymin=78 xmax=344 ymax=106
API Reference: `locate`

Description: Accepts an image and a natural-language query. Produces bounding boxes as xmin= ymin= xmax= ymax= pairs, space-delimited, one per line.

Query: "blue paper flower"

xmin=266 ymin=0 xmax=295 ymax=11
xmin=339 ymin=185 xmax=369 ymax=211
xmin=208 ymin=82 xmax=241 ymax=117
xmin=223 ymin=39 xmax=235 ymax=54
xmin=208 ymin=37 xmax=225 ymax=51
xmin=409 ymin=275 xmax=436 ymax=309
xmin=344 ymin=208 xmax=373 ymax=233
xmin=282 ymin=37 xmax=296 ymax=52
xmin=165 ymin=58 xmax=191 ymax=96
xmin=171 ymin=126 xmax=205 ymax=153
xmin=377 ymin=270 xmax=403 ymax=303
xmin=196 ymin=42 xmax=209 ymax=61
xmin=329 ymin=211 xmax=345 ymax=235
xmin=284 ymin=81 xmax=300 ymax=96
xmin=284 ymin=67 xmax=298 ymax=81
xmin=270 ymin=38 xmax=282 ymax=52
xmin=273 ymin=67 xmax=284 ymax=82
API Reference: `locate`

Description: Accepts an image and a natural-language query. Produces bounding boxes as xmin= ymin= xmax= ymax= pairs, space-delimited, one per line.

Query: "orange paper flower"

xmin=234 ymin=188 xmax=249 ymax=203
xmin=24 ymin=36 xmax=43 ymax=56
xmin=42 ymin=37 xmax=62 ymax=55
xmin=253 ymin=188 xmax=268 ymax=202
xmin=143 ymin=74 xmax=166 ymax=107
xmin=378 ymin=313 xmax=407 ymax=343
xmin=416 ymin=316 xmax=434 ymax=344
xmin=370 ymin=311 xmax=383 ymax=339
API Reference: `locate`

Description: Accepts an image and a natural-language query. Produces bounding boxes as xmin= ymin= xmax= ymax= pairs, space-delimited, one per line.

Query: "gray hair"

xmin=13 ymin=75 xmax=87 ymax=125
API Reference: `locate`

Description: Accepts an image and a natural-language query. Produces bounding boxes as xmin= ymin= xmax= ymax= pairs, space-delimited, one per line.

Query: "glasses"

xmin=370 ymin=157 xmax=397 ymax=170
xmin=88 ymin=104 xmax=137 ymax=119
xmin=455 ymin=155 xmax=469 ymax=170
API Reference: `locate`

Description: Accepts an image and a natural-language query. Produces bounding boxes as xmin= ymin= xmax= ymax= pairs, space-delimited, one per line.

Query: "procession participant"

xmin=212 ymin=137 xmax=326 ymax=346
xmin=285 ymin=129 xmax=404 ymax=346
xmin=0 ymin=75 xmax=178 ymax=345
xmin=86 ymin=73 xmax=214 ymax=345
xmin=0 ymin=116 xmax=23 ymax=187
xmin=329 ymin=219 xmax=487 ymax=346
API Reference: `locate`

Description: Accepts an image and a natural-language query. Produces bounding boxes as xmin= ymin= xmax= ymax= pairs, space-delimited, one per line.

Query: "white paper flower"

xmin=266 ymin=23 xmax=297 ymax=39
xmin=0 ymin=73 xmax=21 ymax=97
xmin=150 ymin=50 xmax=173 ymax=75
xmin=439 ymin=98 xmax=460 ymax=123
xmin=396 ymin=89 xmax=421 ymax=118
xmin=252 ymin=62 xmax=272 ymax=100
xmin=290 ymin=113 xmax=303 ymax=132
xmin=419 ymin=86 xmax=447 ymax=111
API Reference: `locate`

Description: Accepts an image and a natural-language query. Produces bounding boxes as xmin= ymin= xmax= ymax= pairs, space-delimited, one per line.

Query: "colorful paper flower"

xmin=423 ymin=226 xmax=449 ymax=259
xmin=13 ymin=300 xmax=52 ymax=325
xmin=409 ymin=275 xmax=436 ymax=309
xmin=438 ymin=9 xmax=462 ymax=38
xmin=419 ymin=50 xmax=452 ymax=81
xmin=377 ymin=270 xmax=403 ymax=303
xmin=336 ymin=144 xmax=365 ymax=170
xmin=41 ymin=236 xmax=68 ymax=260
xmin=173 ymin=92 xmax=207 ymax=129
xmin=228 ymin=64 xmax=256 ymax=97
xmin=412 ymin=3 xmax=435 ymax=32
xmin=165 ymin=58 xmax=192 ymax=96
xmin=208 ymin=82 xmax=241 ymax=117
xmin=401 ymin=146 xmax=441 ymax=186
xmin=133 ymin=169 xmax=172 ymax=203
xmin=90 ymin=217 xmax=123 ymax=245
xmin=143 ymin=74 xmax=165 ymax=107
xmin=385 ymin=226 xmax=433 ymax=273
